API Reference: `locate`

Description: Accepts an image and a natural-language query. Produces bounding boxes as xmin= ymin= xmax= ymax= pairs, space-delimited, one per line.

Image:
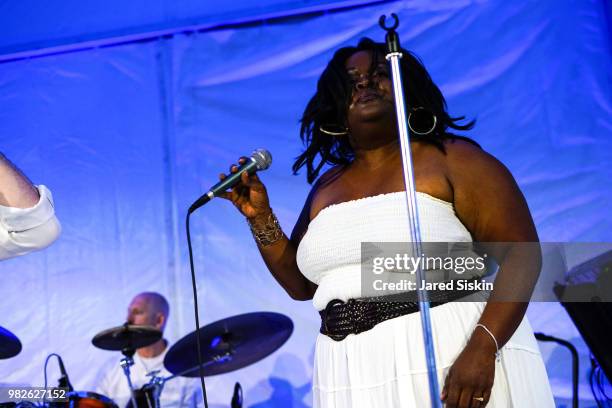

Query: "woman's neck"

xmin=351 ymin=139 xmax=401 ymax=171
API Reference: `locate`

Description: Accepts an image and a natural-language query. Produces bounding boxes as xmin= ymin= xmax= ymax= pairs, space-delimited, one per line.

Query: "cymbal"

xmin=92 ymin=324 xmax=162 ymax=351
xmin=164 ymin=312 xmax=293 ymax=377
xmin=0 ymin=326 xmax=22 ymax=359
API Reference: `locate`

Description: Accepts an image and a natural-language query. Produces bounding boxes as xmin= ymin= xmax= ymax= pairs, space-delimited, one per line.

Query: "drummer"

xmin=95 ymin=292 xmax=202 ymax=408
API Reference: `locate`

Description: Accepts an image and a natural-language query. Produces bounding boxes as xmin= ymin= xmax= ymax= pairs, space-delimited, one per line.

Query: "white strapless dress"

xmin=296 ymin=191 xmax=554 ymax=408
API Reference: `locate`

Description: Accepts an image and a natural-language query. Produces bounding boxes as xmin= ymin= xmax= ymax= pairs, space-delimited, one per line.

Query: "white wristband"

xmin=476 ymin=323 xmax=501 ymax=362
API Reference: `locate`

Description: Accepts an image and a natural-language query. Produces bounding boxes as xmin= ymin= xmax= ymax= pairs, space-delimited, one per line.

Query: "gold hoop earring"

xmin=319 ymin=124 xmax=349 ymax=136
xmin=408 ymin=107 xmax=437 ymax=136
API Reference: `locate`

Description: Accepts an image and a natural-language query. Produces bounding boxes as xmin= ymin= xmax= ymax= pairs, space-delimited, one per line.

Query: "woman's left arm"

xmin=440 ymin=140 xmax=541 ymax=408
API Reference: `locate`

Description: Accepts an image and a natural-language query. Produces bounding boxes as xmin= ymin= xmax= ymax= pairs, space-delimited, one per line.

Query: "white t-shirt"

xmin=0 ymin=185 xmax=61 ymax=260
xmin=95 ymin=345 xmax=202 ymax=408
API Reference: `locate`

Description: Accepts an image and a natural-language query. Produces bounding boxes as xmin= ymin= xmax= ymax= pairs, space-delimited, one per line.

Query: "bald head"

xmin=127 ymin=292 xmax=170 ymax=332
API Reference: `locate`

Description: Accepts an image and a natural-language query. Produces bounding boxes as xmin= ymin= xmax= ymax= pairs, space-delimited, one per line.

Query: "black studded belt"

xmin=319 ymin=281 xmax=482 ymax=341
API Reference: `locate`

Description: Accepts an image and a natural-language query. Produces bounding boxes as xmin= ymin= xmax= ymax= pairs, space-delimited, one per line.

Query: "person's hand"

xmin=441 ymin=340 xmax=496 ymax=407
xmin=217 ymin=157 xmax=272 ymax=220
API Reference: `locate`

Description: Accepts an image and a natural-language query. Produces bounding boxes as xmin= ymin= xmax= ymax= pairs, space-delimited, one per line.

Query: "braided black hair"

xmin=293 ymin=37 xmax=477 ymax=183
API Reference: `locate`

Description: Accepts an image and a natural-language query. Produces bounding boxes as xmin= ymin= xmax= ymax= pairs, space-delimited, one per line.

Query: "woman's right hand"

xmin=217 ymin=157 xmax=272 ymax=220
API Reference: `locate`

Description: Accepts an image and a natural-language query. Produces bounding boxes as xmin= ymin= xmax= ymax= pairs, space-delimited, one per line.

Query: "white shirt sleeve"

xmin=183 ymin=379 xmax=203 ymax=408
xmin=0 ymin=185 xmax=61 ymax=260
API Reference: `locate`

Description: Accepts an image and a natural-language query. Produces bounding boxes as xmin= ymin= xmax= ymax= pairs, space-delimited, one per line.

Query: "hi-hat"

xmin=164 ymin=312 xmax=293 ymax=377
xmin=92 ymin=324 xmax=162 ymax=351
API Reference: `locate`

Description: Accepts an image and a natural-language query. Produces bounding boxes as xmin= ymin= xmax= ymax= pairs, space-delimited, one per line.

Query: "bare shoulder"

xmin=315 ymin=165 xmax=345 ymax=190
xmin=443 ymin=138 xmax=514 ymax=186
xmin=444 ymin=138 xmax=502 ymax=169
xmin=442 ymin=138 xmax=537 ymax=242
xmin=308 ymin=165 xmax=345 ymax=207
xmin=290 ymin=165 xmax=344 ymax=245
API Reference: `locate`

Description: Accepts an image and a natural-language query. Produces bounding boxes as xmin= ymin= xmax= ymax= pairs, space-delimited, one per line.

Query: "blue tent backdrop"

xmin=1 ymin=0 xmax=611 ymax=406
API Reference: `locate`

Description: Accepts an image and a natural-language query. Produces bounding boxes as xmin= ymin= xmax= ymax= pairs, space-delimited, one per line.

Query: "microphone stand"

xmin=379 ymin=14 xmax=442 ymax=408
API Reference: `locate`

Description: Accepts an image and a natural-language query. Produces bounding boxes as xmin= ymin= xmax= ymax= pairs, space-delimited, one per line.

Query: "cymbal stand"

xmin=137 ymin=354 xmax=232 ymax=408
xmin=142 ymin=371 xmax=164 ymax=408
xmin=162 ymin=352 xmax=232 ymax=382
xmin=120 ymin=346 xmax=139 ymax=408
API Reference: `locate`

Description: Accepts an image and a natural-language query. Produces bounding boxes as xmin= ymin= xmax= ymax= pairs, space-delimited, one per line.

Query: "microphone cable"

xmin=184 ymin=149 xmax=270 ymax=408
xmin=534 ymin=332 xmax=579 ymax=408
xmin=42 ymin=353 xmax=71 ymax=407
xmin=186 ymin=212 xmax=209 ymax=408
xmin=43 ymin=353 xmax=59 ymax=407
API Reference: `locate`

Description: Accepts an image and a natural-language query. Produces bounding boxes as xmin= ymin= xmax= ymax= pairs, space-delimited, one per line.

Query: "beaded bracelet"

xmin=246 ymin=211 xmax=284 ymax=247
xmin=476 ymin=323 xmax=501 ymax=362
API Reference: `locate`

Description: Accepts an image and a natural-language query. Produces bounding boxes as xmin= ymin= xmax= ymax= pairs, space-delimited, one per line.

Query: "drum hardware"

xmin=92 ymin=324 xmax=162 ymax=408
xmin=230 ymin=382 xmax=242 ymax=408
xmin=128 ymin=371 xmax=163 ymax=408
xmin=123 ymin=354 xmax=231 ymax=408
xmin=92 ymin=312 xmax=293 ymax=408
xmin=124 ymin=380 xmax=161 ymax=408
xmin=143 ymin=373 xmax=163 ymax=408
xmin=163 ymin=352 xmax=232 ymax=379
xmin=118 ymin=348 xmax=138 ymax=408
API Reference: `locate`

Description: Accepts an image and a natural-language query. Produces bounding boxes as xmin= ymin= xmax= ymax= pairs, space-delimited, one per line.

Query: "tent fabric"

xmin=0 ymin=0 xmax=391 ymax=59
xmin=1 ymin=1 xmax=610 ymax=406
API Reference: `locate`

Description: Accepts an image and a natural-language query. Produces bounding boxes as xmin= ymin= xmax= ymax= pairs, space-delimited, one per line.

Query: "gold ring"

xmin=473 ymin=396 xmax=484 ymax=402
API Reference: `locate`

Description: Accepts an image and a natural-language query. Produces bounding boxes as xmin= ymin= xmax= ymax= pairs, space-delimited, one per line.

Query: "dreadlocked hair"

xmin=293 ymin=37 xmax=477 ymax=184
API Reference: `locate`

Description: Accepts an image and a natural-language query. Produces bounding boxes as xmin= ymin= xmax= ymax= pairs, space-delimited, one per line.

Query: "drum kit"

xmin=1 ymin=312 xmax=293 ymax=408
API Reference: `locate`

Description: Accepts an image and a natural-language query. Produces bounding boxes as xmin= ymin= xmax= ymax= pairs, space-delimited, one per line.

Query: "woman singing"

xmin=219 ymin=38 xmax=554 ymax=408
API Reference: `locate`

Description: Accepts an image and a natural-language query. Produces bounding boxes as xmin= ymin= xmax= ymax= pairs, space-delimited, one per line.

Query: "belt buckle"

xmin=323 ymin=299 xmax=346 ymax=341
